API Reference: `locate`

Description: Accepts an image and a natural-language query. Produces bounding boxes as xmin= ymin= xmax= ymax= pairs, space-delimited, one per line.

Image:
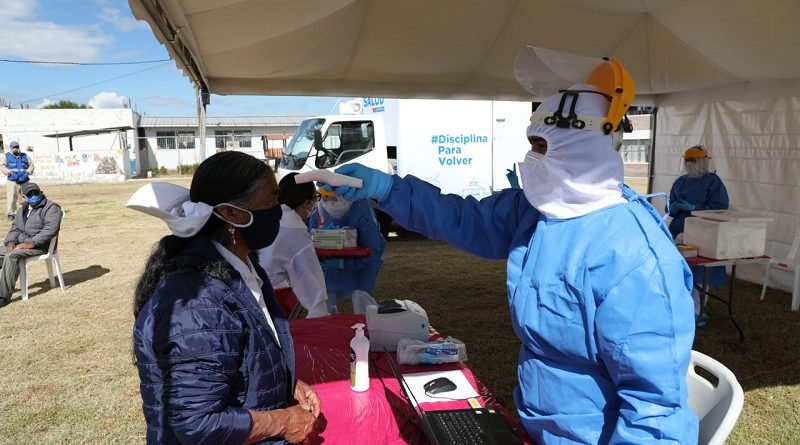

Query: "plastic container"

xmin=349 ymin=323 xmax=370 ymax=392
xmin=683 ymin=210 xmax=773 ymax=259
xmin=396 ymin=337 xmax=468 ymax=365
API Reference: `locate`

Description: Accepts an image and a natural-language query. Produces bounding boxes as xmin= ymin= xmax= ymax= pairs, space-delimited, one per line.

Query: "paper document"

xmin=402 ymin=369 xmax=479 ymax=404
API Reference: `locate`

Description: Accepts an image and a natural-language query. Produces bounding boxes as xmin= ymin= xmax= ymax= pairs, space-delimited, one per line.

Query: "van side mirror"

xmin=313 ymin=129 xmax=323 ymax=152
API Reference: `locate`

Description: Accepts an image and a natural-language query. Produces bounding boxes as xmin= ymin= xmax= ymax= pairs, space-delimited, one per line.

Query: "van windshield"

xmin=279 ymin=118 xmax=324 ymax=170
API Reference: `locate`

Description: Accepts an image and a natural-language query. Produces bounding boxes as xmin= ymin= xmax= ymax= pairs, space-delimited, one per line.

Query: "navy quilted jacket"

xmin=134 ymin=236 xmax=295 ymax=445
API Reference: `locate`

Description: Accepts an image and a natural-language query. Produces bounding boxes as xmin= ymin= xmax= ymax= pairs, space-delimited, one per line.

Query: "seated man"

xmin=0 ymin=183 xmax=63 ymax=308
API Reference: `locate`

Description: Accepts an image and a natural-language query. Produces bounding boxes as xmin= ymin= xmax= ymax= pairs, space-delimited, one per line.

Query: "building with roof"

xmin=137 ymin=115 xmax=306 ymax=172
xmin=0 ymin=108 xmax=308 ymax=182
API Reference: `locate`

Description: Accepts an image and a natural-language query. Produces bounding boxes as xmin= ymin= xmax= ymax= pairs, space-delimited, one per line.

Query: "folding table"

xmin=684 ymin=255 xmax=770 ymax=342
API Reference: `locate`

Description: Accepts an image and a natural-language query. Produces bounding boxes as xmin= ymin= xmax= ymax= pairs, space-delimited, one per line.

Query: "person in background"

xmin=308 ymin=192 xmax=386 ymax=314
xmin=258 ymin=173 xmax=329 ymax=318
xmin=319 ymin=59 xmax=697 ymax=443
xmin=668 ymin=145 xmax=729 ymax=237
xmin=1 ymin=141 xmax=35 ymax=221
xmin=0 ymin=183 xmax=62 ymax=308
xmin=128 ymin=151 xmax=320 ymax=445
xmin=668 ymin=145 xmax=730 ymax=323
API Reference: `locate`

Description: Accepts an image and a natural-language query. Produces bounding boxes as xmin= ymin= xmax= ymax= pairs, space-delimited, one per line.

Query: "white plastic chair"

xmin=19 ymin=215 xmax=65 ymax=301
xmin=686 ymin=350 xmax=745 ymax=445
xmin=760 ymin=230 xmax=800 ymax=311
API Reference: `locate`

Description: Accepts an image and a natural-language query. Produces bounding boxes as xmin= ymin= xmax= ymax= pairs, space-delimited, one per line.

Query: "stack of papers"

xmin=677 ymin=244 xmax=699 ymax=258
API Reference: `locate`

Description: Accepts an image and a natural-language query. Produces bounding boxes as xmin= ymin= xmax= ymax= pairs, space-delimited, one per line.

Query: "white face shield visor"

xmin=683 ymin=157 xmax=711 ymax=178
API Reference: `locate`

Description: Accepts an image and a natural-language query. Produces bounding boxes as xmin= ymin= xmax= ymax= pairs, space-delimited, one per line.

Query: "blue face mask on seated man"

xmin=26 ymin=193 xmax=44 ymax=206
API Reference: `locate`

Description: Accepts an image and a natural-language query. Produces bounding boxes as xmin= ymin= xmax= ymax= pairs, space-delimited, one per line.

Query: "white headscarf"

xmin=126 ymin=182 xmax=214 ymax=237
xmin=518 ymin=83 xmax=626 ymax=219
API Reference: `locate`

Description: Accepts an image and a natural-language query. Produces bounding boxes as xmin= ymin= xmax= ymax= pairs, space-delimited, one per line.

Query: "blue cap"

xmin=9 ymin=141 xmax=19 ymax=149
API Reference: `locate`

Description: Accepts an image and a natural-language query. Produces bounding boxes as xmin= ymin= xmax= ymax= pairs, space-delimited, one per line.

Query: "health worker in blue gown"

xmin=319 ymin=59 xmax=698 ymax=444
xmin=668 ymin=146 xmax=729 ymax=237
xmin=668 ymin=145 xmax=729 ymax=319
xmin=308 ymin=192 xmax=386 ymax=314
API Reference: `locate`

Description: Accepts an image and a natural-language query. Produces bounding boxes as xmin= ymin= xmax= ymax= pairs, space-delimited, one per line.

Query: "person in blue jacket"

xmin=308 ymin=191 xmax=386 ymax=314
xmin=320 ymin=63 xmax=698 ymax=443
xmin=1 ymin=141 xmax=35 ymax=221
xmin=668 ymin=145 xmax=730 ymax=323
xmin=128 ymin=151 xmax=320 ymax=445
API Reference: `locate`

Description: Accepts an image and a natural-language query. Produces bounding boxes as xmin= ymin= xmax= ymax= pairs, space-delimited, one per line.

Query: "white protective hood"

xmin=520 ymin=84 xmax=626 ymax=219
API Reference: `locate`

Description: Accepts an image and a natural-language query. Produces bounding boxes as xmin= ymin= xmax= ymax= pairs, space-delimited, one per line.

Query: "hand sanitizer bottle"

xmin=350 ymin=323 xmax=370 ymax=392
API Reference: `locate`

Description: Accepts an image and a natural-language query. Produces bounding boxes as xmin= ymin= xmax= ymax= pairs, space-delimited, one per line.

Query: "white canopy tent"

xmin=129 ymin=0 xmax=800 ymax=292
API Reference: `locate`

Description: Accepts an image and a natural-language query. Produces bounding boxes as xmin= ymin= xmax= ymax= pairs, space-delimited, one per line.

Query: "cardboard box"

xmin=683 ymin=210 xmax=772 ymax=259
xmin=311 ymin=228 xmax=357 ymax=249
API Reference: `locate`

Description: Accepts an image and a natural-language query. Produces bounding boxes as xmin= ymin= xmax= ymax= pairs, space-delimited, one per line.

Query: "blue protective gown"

xmin=668 ymin=172 xmax=729 ymax=236
xmin=308 ymin=199 xmax=386 ymax=294
xmin=669 ymin=172 xmax=729 ymax=287
xmin=380 ymin=175 xmax=698 ymax=444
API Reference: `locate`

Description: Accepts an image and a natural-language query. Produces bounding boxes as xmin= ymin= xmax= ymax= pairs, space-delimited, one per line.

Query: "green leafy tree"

xmin=42 ymin=100 xmax=91 ymax=109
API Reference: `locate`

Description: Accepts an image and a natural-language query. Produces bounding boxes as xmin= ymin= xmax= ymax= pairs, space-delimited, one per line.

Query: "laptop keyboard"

xmin=429 ymin=410 xmax=488 ymax=445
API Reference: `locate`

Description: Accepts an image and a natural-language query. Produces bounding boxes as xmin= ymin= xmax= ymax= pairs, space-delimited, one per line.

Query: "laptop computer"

xmin=384 ymin=350 xmax=524 ymax=445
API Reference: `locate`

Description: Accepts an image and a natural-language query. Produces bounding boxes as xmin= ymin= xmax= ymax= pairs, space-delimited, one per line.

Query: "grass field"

xmin=0 ymin=178 xmax=798 ymax=444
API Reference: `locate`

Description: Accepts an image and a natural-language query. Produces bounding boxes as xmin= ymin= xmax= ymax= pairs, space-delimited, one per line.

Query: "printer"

xmin=365 ymin=299 xmax=430 ymax=352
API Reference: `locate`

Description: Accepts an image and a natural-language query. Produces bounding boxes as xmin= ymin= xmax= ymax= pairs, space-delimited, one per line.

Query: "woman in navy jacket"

xmin=129 ymin=152 xmax=320 ymax=445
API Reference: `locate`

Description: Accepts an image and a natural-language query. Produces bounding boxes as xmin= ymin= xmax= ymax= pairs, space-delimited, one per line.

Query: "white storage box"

xmin=683 ymin=210 xmax=773 ymax=259
xmin=311 ymin=227 xmax=357 ymax=249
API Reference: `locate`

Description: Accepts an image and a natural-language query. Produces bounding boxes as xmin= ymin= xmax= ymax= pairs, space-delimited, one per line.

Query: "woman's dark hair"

xmin=277 ymin=172 xmax=316 ymax=210
xmin=133 ymin=152 xmax=272 ymax=318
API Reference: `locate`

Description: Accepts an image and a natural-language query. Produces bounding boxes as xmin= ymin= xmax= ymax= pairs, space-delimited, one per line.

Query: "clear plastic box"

xmin=683 ymin=211 xmax=773 ymax=259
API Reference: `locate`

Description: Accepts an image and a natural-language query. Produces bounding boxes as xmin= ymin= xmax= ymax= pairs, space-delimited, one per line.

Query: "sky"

xmin=0 ymin=0 xmax=344 ymax=116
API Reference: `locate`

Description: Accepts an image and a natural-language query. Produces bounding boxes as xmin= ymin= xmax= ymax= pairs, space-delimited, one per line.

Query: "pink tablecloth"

xmin=290 ymin=314 xmax=534 ymax=445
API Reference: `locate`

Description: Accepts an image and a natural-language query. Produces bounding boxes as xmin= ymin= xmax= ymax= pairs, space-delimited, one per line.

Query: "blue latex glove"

xmin=322 ymin=163 xmax=393 ymax=202
xmin=668 ymin=204 xmax=679 ymax=217
xmin=671 ymin=200 xmax=696 ymax=213
xmin=506 ymin=164 xmax=520 ymax=189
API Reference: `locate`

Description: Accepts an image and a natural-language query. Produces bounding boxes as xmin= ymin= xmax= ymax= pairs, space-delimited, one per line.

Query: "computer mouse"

xmin=424 ymin=377 xmax=457 ymax=395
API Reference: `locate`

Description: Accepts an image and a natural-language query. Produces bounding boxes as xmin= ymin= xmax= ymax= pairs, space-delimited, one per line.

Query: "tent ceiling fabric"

xmin=129 ymin=0 xmax=800 ymax=102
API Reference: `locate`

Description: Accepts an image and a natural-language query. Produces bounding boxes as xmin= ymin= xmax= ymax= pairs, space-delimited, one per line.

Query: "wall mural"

xmin=22 ymin=150 xmax=126 ymax=183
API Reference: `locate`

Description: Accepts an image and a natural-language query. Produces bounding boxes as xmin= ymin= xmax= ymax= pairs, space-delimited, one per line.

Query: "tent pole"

xmin=196 ymin=86 xmax=209 ymax=163
xmin=647 ymin=107 xmax=658 ymax=195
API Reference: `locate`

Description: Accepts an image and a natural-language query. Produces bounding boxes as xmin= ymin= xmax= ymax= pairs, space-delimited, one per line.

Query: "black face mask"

xmin=240 ymin=205 xmax=282 ymax=250
xmin=217 ymin=204 xmax=282 ymax=250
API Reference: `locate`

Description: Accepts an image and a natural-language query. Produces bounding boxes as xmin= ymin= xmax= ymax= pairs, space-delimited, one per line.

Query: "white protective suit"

xmin=258 ymin=204 xmax=329 ymax=318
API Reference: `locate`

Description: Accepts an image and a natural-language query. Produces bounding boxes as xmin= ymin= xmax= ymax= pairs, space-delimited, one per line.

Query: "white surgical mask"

xmin=321 ymin=197 xmax=352 ymax=219
xmin=524 ymin=150 xmax=545 ymax=162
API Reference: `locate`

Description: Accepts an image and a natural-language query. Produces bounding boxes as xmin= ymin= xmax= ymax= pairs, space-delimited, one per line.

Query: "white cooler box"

xmin=683 ymin=210 xmax=773 ymax=260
